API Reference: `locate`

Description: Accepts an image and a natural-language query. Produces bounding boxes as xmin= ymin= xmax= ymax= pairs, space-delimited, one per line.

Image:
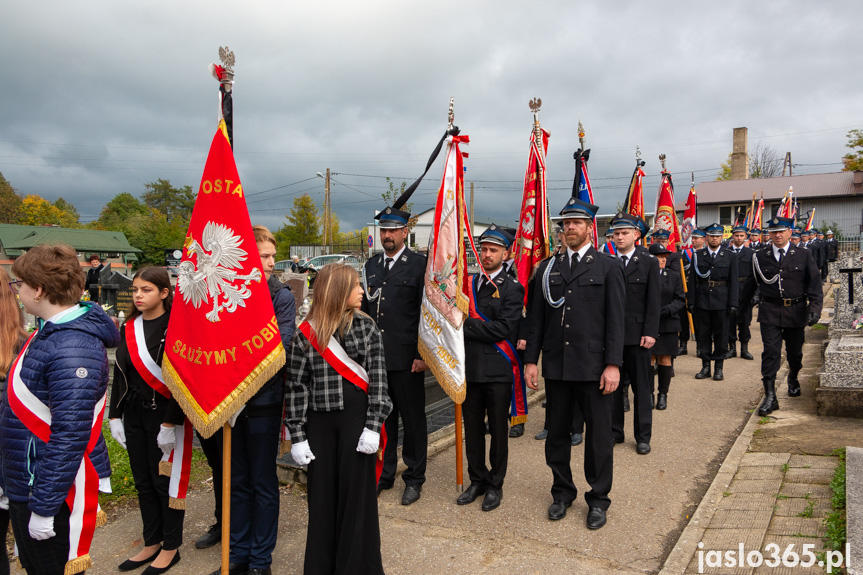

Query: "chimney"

xmin=731 ymin=127 xmax=749 ymax=180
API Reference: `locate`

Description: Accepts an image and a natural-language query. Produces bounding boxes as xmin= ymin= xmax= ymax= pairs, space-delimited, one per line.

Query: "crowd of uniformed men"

xmin=315 ymin=191 xmax=835 ymax=534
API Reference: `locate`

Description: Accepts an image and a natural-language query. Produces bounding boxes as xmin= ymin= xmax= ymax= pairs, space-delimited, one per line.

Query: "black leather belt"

xmin=763 ymin=296 xmax=806 ymax=306
xmin=706 ymin=280 xmax=727 ymax=287
xmin=738 ymin=277 xmax=749 ymax=283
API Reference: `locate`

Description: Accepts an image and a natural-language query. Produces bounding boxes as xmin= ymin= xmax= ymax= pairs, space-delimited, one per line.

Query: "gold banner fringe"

xmin=163 ymin=345 xmax=286 ymax=439
xmin=158 ymin=461 xmax=172 ymax=477
xmin=168 ymin=496 xmax=186 ymax=510
xmin=64 ymin=554 xmax=92 ymax=575
xmin=510 ymin=415 xmax=528 ymax=426
xmin=418 ymin=339 xmax=466 ymax=404
xmin=95 ymin=510 xmax=107 ymax=528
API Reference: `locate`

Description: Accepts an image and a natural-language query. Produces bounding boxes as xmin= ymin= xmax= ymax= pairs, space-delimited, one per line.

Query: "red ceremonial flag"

xmin=653 ymin=171 xmax=681 ymax=251
xmin=513 ymin=127 xmax=550 ymax=306
xmin=680 ymin=181 xmax=697 ymax=247
xmin=623 ymin=163 xmax=646 ymax=220
xmin=162 ymin=120 xmax=286 ymax=437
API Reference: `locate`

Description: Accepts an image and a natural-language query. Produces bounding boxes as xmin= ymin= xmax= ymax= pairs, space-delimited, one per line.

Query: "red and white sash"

xmin=125 ymin=318 xmax=193 ymax=509
xmin=7 ymin=332 xmax=104 ymax=574
xmin=298 ymin=321 xmax=388 ymax=483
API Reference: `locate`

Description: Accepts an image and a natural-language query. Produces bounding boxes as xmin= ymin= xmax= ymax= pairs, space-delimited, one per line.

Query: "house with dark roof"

xmin=0 ymin=224 xmax=141 ymax=273
xmin=679 ymin=171 xmax=863 ymax=236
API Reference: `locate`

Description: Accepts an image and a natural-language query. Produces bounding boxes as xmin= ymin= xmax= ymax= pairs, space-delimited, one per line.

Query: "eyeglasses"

xmin=8 ymin=280 xmax=21 ymax=295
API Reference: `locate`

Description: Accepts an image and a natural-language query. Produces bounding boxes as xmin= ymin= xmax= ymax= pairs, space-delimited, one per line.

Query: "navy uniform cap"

xmin=791 ymin=230 xmax=801 ymax=238
xmin=749 ymin=229 xmax=761 ymax=236
xmin=766 ymin=216 xmax=794 ymax=232
xmin=479 ymin=224 xmax=515 ymax=249
xmin=649 ymin=243 xmax=671 ymax=256
xmin=652 ymin=228 xmax=671 ymax=240
xmin=374 ymin=206 xmax=411 ymax=229
xmin=609 ymin=212 xmax=643 ymax=231
xmin=552 ymin=197 xmax=598 ymax=220
xmin=731 ymin=224 xmax=748 ymax=234
xmin=691 ymin=228 xmax=707 ymax=238
xmin=705 ymin=223 xmax=724 ymax=236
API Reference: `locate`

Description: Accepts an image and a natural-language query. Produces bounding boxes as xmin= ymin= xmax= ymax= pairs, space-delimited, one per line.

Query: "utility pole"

xmin=782 ymin=152 xmax=793 ymax=177
xmin=323 ymin=168 xmax=331 ymax=253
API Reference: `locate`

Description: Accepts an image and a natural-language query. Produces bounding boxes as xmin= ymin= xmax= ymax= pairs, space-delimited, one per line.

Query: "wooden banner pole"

xmin=221 ymin=423 xmax=232 ymax=575
xmin=454 ymin=403 xmax=464 ymax=492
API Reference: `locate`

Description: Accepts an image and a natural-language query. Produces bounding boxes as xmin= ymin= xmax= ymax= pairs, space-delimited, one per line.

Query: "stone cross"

xmin=839 ymin=267 xmax=863 ymax=304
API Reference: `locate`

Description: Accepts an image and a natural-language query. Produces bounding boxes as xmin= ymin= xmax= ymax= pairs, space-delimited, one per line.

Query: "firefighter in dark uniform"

xmin=727 ymin=224 xmax=755 ymax=360
xmin=361 ymin=205 xmax=429 ymax=505
xmin=749 ymin=229 xmax=761 ymax=250
xmin=457 ymin=225 xmax=524 ymax=511
xmin=609 ymin=213 xmax=660 ymax=455
xmin=689 ymin=223 xmax=739 ymax=381
xmin=825 ymin=230 xmax=839 ymax=278
xmin=524 ymin=197 xmax=625 ymax=530
xmin=740 ymin=217 xmax=823 ymax=415
xmin=679 ymin=229 xmax=705 ymax=356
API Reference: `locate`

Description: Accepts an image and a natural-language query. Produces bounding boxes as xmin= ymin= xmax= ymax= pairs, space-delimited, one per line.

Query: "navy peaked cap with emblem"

xmin=609 ymin=212 xmax=644 ymax=231
xmin=691 ymin=228 xmax=707 ymax=238
xmin=750 ymin=229 xmax=761 ymax=235
xmin=791 ymin=229 xmax=801 ymax=238
xmin=374 ymin=206 xmax=411 ymax=228
xmin=731 ymin=224 xmax=748 ymax=234
xmin=766 ymin=216 xmax=794 ymax=232
xmin=651 ymin=228 xmax=671 ymax=240
xmin=479 ymin=224 xmax=515 ymax=249
xmin=649 ymin=243 xmax=672 ymax=256
xmin=553 ymin=197 xmax=598 ymax=220
xmin=705 ymin=223 xmax=724 ymax=236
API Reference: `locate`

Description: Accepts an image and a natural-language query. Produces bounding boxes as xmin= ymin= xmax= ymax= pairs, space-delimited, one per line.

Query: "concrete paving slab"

xmin=733 ymin=466 xmax=785 ymax=481
xmin=708 ymin=509 xmax=773 ymax=530
xmin=727 ymin=478 xmax=784 ymax=494
xmin=773 ymin=497 xmax=831 ymax=518
xmin=739 ymin=453 xmax=791 ymax=467
xmin=686 ymin=553 xmax=754 ymax=574
xmin=767 ymin=516 xmax=826 ymax=538
xmin=777 ymin=483 xmax=832 ymax=500
xmin=787 ymin=454 xmax=840 ymax=469
xmin=782 ymin=467 xmax=834 ymax=484
xmin=699 ymin=528 xmax=766 ymax=551
xmin=714 ymin=493 xmax=778 ymax=512
xmin=848 ymin=446 xmax=863 ymax=575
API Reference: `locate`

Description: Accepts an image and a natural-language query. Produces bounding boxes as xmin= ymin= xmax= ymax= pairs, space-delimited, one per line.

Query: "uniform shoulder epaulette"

xmin=599 ymin=251 xmax=618 ymax=261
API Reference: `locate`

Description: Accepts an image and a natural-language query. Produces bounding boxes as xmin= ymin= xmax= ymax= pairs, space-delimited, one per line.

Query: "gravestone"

xmin=817 ymin=251 xmax=863 ymax=417
xmin=99 ymin=271 xmax=133 ymax=317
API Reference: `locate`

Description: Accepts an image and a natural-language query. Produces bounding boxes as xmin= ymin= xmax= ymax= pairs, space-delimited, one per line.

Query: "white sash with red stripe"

xmin=7 ymin=332 xmax=104 ymax=574
xmin=125 ymin=318 xmax=193 ymax=509
xmin=298 ymin=321 xmax=387 ymax=483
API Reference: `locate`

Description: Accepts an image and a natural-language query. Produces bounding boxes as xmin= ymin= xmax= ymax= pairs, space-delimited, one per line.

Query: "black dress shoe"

xmin=509 ymin=423 xmax=525 ymax=438
xmin=376 ymin=481 xmax=393 ymax=497
xmin=548 ymin=500 xmax=571 ymax=521
xmin=586 ymin=507 xmax=607 ymax=530
xmin=613 ymin=436 xmax=625 ymax=444
xmin=141 ymin=551 xmax=180 ymax=575
xmin=456 ymin=483 xmax=486 ymax=505
xmin=481 ymin=488 xmax=502 ymax=511
xmin=571 ymin=433 xmax=583 ymax=446
xmin=195 ymin=524 xmax=221 ymax=549
xmin=656 ymin=393 xmax=667 ymax=410
xmin=248 ymin=568 xmax=273 ymax=575
xmin=402 ymin=484 xmax=422 ymax=505
xmin=534 ymin=429 xmax=548 ymax=440
xmin=677 ymin=343 xmax=688 ymax=356
xmin=119 ymin=548 xmax=161 ymax=571
xmin=740 ymin=344 xmax=754 ymax=360
xmin=636 ymin=442 xmax=651 ymax=455
xmin=208 ymin=562 xmax=248 ymax=575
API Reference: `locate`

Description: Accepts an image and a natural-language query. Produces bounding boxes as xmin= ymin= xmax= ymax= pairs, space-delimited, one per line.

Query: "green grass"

xmin=797 ymin=492 xmax=816 ymax=518
xmin=758 ymin=416 xmax=774 ymax=425
xmin=822 ymin=448 xmax=846 ymax=553
xmin=780 ymin=462 xmax=789 ymax=473
xmin=775 ymin=494 xmax=790 ymax=500
xmin=811 ymin=323 xmax=828 ymax=330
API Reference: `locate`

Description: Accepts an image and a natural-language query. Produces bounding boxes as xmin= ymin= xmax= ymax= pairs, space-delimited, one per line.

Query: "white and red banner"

xmin=653 ymin=172 xmax=681 ymax=250
xmin=752 ymin=198 xmax=764 ymax=231
xmin=513 ymin=128 xmax=550 ymax=307
xmin=7 ymin=333 xmax=105 ymax=575
xmin=680 ymin=181 xmax=697 ymax=248
xmin=418 ymin=133 xmax=475 ymax=404
xmin=163 ymin=120 xmax=286 ymax=437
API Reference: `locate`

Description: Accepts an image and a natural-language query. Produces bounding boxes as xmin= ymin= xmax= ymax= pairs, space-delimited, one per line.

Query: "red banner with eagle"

xmin=653 ymin=171 xmax=681 ymax=251
xmin=162 ymin=120 xmax=286 ymax=437
xmin=513 ymin=128 xmax=550 ymax=306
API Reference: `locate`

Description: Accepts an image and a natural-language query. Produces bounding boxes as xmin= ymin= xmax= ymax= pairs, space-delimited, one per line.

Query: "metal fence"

xmin=290 ymin=242 xmax=367 ymax=262
xmin=837 ymin=235 xmax=863 ymax=252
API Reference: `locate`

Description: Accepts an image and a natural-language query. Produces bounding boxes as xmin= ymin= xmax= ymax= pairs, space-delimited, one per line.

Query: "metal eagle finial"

xmin=447 ymin=98 xmax=454 ymax=130
xmin=219 ymin=46 xmax=235 ymax=73
xmin=659 ymin=153 xmax=667 ymax=172
xmin=529 ymin=98 xmax=542 ymax=113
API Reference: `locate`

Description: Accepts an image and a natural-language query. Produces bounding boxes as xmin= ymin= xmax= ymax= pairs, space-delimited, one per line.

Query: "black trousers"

xmin=379 ymin=369 xmax=426 ymax=488
xmin=463 ymin=380 xmax=511 ymax=489
xmin=728 ymin=303 xmax=753 ymax=344
xmin=542 ymin=400 xmax=583 ymax=433
xmin=612 ymin=345 xmax=652 ymax=444
xmin=229 ymin=412 xmax=281 ymax=569
xmin=695 ymin=309 xmax=729 ymax=360
xmin=125 ymin=399 xmax=184 ymax=550
xmin=760 ymin=323 xmax=805 ymax=380
xmin=678 ymin=309 xmax=690 ymax=342
xmin=197 ymin=428 xmax=223 ymax=528
xmin=544 ymin=379 xmax=614 ymax=511
xmin=10 ymin=501 xmax=76 ymax=575
xmin=305 ymin=380 xmax=384 ymax=575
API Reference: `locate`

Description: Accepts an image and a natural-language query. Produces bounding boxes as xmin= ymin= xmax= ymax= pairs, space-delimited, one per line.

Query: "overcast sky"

xmin=2 ymin=1 xmax=859 ymax=235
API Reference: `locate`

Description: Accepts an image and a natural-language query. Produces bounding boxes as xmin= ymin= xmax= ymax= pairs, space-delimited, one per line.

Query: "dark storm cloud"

xmin=1 ymin=1 xmax=859 ymax=232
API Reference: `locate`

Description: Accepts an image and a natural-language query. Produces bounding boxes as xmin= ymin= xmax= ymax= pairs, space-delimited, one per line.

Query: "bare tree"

xmin=749 ymin=142 xmax=782 ymax=179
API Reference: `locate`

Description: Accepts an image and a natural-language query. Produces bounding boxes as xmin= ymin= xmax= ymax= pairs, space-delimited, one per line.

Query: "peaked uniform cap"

xmin=374 ymin=206 xmax=411 ymax=229
xmin=479 ymin=224 xmax=515 ymax=249
xmin=705 ymin=223 xmax=724 ymax=236
xmin=552 ymin=197 xmax=598 ymax=220
xmin=767 ymin=216 xmax=794 ymax=232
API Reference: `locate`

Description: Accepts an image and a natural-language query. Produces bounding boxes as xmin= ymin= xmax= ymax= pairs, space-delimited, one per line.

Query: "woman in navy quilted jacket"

xmin=1 ymin=244 xmax=120 ymax=575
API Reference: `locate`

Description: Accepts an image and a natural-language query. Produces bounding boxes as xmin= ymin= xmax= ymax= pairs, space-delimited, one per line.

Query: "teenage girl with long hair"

xmin=286 ymin=264 xmax=392 ymax=575
xmin=109 ymin=266 xmax=186 ymax=574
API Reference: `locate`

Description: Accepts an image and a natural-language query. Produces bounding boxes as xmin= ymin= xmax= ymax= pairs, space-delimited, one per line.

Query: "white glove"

xmin=290 ymin=440 xmax=315 ymax=465
xmin=356 ymin=428 xmax=380 ymax=454
xmin=0 ymin=486 xmax=8 ymax=511
xmin=99 ymin=477 xmax=112 ymax=494
xmin=28 ymin=513 xmax=55 ymax=540
xmin=228 ymin=405 xmax=245 ymax=427
xmin=156 ymin=425 xmax=176 ymax=456
xmin=109 ymin=418 xmax=126 ymax=450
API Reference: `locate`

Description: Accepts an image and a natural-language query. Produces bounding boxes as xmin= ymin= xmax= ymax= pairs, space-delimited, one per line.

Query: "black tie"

xmin=621 ymin=255 xmax=628 ymax=268
xmin=570 ymin=253 xmax=579 ymax=274
xmin=778 ymin=248 xmax=785 ymax=265
xmin=385 ymin=257 xmax=393 ymax=272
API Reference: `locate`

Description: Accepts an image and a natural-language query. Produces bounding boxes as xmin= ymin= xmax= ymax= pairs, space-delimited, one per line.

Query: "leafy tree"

xmin=843 ymin=129 xmax=863 ymax=171
xmin=52 ymin=197 xmax=80 ymax=228
xmin=0 ymin=172 xmax=22 ymax=224
xmin=381 ymin=177 xmax=418 ymax=229
xmin=19 ymin=195 xmax=69 ymax=226
xmin=717 ymin=143 xmax=781 ymax=180
xmin=142 ymin=179 xmax=194 ymax=223
xmin=337 ymin=226 xmax=370 ymax=255
xmin=89 ymin=192 xmax=149 ymax=231
xmin=275 ymin=194 xmax=321 ymax=249
xmin=124 ymin=208 xmax=188 ymax=266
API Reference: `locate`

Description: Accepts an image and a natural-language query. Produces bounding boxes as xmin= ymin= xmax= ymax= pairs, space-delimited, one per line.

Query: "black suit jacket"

xmin=740 ymin=245 xmax=823 ymax=328
xmin=688 ymin=247 xmax=739 ymax=311
xmin=464 ymin=271 xmax=525 ymax=382
xmin=361 ymin=248 xmax=427 ymax=371
xmin=729 ymin=245 xmax=754 ymax=291
xmin=618 ymin=249 xmax=661 ymax=345
xmin=525 ymin=247 xmax=625 ymax=381
xmin=658 ymin=267 xmax=686 ymax=333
